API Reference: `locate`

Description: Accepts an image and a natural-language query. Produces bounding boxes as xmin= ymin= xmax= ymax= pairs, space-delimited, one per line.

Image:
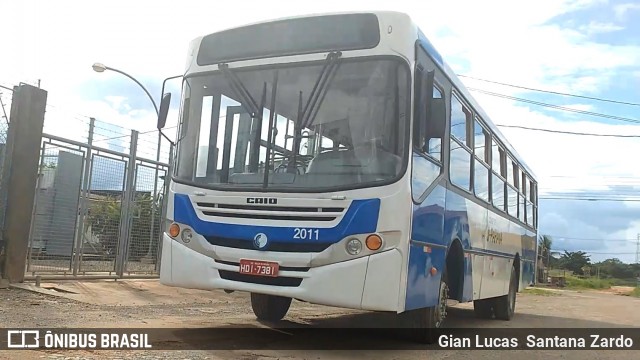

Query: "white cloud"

xmin=579 ymin=21 xmax=625 ymax=35
xmin=614 ymin=2 xmax=640 ymax=20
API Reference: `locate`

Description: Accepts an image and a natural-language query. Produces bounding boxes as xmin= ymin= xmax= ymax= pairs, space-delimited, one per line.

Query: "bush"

xmin=88 ymin=192 xmax=163 ymax=260
xmin=565 ymin=276 xmax=612 ymax=289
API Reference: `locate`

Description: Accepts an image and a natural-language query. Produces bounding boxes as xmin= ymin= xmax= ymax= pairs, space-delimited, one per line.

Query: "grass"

xmin=630 ymin=288 xmax=640 ymax=298
xmin=523 ymin=287 xmax=560 ymax=296
xmin=564 ymin=276 xmax=612 ymax=289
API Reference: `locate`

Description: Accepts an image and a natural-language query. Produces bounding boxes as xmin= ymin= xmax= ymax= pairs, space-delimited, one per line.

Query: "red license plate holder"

xmin=239 ymin=259 xmax=279 ymax=277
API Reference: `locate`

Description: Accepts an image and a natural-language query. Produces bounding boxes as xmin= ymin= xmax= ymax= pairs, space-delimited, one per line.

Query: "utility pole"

xmin=636 ymin=233 xmax=639 ymax=264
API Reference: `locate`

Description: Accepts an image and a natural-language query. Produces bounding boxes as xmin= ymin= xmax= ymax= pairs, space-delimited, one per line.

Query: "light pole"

xmin=92 ymin=63 xmax=159 ymax=115
xmin=92 ymin=62 xmax=162 ymax=265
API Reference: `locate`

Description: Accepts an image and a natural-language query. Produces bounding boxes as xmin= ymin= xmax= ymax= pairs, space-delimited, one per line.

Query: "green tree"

xmin=88 ymin=195 xmax=122 ymax=256
xmin=593 ymin=258 xmax=637 ymax=279
xmin=538 ymin=235 xmax=553 ymax=267
xmin=128 ymin=192 xmax=163 ymax=261
xmin=558 ymin=251 xmax=591 ymax=275
xmin=87 ymin=192 xmax=163 ymax=260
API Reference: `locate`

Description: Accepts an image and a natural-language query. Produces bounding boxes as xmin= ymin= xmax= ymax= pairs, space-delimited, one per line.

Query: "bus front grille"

xmin=218 ymin=270 xmax=303 ymax=287
xmin=204 ymin=236 xmax=333 ymax=253
xmin=195 ymin=202 xmax=344 ymax=222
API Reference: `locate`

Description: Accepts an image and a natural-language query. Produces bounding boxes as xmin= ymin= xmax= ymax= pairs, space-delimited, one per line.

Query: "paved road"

xmin=0 ymin=282 xmax=638 ymax=359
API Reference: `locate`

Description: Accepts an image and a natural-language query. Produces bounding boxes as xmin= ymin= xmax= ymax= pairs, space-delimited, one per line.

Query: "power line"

xmin=552 ymin=250 xmax=637 ymax=255
xmin=458 ymin=75 xmax=640 ymax=107
xmin=93 ymin=126 xmax=177 ymax=143
xmin=496 ymin=124 xmax=640 ymax=137
xmin=545 ymin=235 xmax=637 ymax=243
xmin=540 ymin=197 xmax=640 ymax=202
xmin=468 ymin=88 xmax=640 ymax=124
xmin=548 ymin=175 xmax=640 ymax=179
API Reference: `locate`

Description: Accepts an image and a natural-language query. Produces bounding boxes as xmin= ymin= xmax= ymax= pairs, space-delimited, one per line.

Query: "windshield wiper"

xmin=218 ymin=63 xmax=260 ymax=117
xmin=288 ymin=51 xmax=342 ymax=173
xmin=301 ymin=51 xmax=342 ymax=128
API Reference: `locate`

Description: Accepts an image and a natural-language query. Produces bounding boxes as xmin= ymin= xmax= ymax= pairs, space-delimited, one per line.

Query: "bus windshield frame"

xmin=173 ymin=55 xmax=411 ymax=193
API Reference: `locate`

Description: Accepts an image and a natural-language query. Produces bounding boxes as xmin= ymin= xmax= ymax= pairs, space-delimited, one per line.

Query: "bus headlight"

xmin=181 ymin=228 xmax=193 ymax=243
xmin=346 ymin=238 xmax=362 ymax=255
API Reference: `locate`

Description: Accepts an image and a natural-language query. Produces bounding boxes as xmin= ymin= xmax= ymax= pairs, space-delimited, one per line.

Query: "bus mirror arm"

xmin=157 ymin=74 xmax=184 ymax=146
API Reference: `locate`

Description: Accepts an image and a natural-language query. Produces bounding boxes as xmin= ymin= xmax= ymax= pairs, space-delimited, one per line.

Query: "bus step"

xmin=446 ymin=299 xmax=459 ymax=307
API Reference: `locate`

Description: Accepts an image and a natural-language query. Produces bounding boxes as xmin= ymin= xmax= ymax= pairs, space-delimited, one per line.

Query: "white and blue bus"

xmin=157 ymin=11 xmax=538 ymax=341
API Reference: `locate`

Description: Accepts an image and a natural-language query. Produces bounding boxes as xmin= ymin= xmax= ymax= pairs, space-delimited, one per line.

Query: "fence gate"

xmin=25 ymin=121 xmax=170 ymax=279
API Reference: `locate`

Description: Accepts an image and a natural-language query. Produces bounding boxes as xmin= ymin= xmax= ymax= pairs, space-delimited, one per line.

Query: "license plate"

xmin=239 ymin=259 xmax=279 ymax=277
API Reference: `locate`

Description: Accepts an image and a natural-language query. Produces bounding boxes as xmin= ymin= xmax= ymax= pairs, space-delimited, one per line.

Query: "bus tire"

xmin=250 ymin=293 xmax=292 ymax=321
xmin=473 ymin=298 xmax=493 ymax=319
xmin=404 ymin=268 xmax=449 ymax=343
xmin=493 ymin=265 xmax=517 ymax=321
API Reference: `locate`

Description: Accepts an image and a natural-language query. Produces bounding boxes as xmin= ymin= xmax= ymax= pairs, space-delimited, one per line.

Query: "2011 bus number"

xmin=293 ymin=228 xmax=319 ymax=240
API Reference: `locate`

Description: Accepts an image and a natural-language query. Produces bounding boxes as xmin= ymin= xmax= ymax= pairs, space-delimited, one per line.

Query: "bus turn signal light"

xmin=365 ymin=234 xmax=383 ymax=251
xmin=169 ymin=223 xmax=180 ymax=238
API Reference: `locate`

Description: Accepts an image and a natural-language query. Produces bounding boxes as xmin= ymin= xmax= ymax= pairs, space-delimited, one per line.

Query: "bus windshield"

xmin=174 ymin=57 xmax=409 ymax=192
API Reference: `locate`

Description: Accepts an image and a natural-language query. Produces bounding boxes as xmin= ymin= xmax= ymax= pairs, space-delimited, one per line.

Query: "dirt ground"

xmin=0 ymin=280 xmax=638 ymax=359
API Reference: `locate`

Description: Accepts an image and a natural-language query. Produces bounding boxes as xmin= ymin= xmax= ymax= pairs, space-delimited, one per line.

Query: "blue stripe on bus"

xmin=406 ymin=184 xmax=451 ymax=310
xmin=173 ymin=193 xmax=381 ymax=245
xmin=406 ymin=180 xmax=537 ymax=310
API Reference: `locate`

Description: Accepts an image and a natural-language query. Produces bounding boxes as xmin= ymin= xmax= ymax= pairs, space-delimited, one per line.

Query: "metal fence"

xmin=0 ymin=87 xmax=13 ymax=273
xmin=25 ymin=117 xmax=171 ymax=279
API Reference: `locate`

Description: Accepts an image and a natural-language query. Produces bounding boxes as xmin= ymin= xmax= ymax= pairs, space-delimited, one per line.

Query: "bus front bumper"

xmin=159 ymin=234 xmax=402 ymax=312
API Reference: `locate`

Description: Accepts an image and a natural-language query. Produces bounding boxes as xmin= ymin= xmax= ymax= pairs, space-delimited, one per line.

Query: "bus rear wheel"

xmin=473 ymin=298 xmax=494 ymax=319
xmin=494 ymin=265 xmax=517 ymax=321
xmin=250 ymin=293 xmax=292 ymax=321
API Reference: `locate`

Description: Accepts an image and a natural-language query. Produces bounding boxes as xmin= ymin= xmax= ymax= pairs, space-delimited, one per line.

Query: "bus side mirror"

xmin=157 ymin=93 xmax=172 ymax=130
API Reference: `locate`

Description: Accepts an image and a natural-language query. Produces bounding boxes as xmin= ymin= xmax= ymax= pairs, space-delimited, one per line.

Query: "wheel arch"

xmin=445 ymin=238 xmax=465 ymax=301
xmin=513 ymin=252 xmax=521 ymax=291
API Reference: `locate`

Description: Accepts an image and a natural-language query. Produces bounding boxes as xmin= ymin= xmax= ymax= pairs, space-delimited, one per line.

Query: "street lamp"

xmin=92 ymin=63 xmax=159 ymax=115
xmin=92 ymin=63 xmax=107 ymax=73
xmin=92 ymin=62 xmax=162 ymax=265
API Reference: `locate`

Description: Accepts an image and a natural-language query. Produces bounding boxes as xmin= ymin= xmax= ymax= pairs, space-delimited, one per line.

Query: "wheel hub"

xmin=435 ymin=281 xmax=448 ymax=328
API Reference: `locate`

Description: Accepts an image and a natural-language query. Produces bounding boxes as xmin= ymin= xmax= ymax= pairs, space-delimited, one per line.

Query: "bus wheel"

xmin=405 ymin=269 xmax=449 ymax=343
xmin=493 ymin=265 xmax=517 ymax=320
xmin=250 ymin=293 xmax=292 ymax=321
xmin=473 ymin=298 xmax=493 ymax=319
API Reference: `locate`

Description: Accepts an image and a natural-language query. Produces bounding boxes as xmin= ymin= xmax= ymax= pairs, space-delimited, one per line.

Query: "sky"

xmin=1 ymin=0 xmax=639 ymax=263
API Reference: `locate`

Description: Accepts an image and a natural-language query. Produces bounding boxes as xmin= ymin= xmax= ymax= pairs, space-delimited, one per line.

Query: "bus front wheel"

xmin=250 ymin=293 xmax=292 ymax=321
xmin=402 ymin=268 xmax=449 ymax=343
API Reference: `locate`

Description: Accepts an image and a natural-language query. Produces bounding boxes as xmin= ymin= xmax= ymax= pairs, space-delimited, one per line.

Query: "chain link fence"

xmin=25 ymin=112 xmax=171 ymax=279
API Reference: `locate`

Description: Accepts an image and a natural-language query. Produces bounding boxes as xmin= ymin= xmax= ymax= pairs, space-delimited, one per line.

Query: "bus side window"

xmin=427 ymin=87 xmax=445 ymax=161
xmin=449 ymin=93 xmax=472 ymax=191
xmin=491 ymin=139 xmax=506 ymax=211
